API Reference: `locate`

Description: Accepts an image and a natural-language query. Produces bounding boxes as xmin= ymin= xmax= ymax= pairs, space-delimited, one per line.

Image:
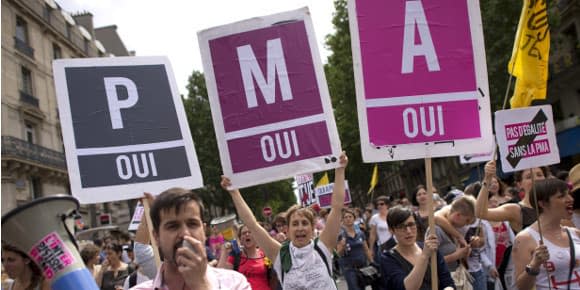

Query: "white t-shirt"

xmin=273 ymin=240 xmax=337 ymax=290
xmin=369 ymin=214 xmax=392 ymax=245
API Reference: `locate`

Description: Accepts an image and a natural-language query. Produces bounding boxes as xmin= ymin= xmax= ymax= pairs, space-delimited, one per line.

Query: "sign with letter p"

xmin=198 ymin=7 xmax=342 ymax=189
xmin=53 ymin=56 xmax=203 ymax=203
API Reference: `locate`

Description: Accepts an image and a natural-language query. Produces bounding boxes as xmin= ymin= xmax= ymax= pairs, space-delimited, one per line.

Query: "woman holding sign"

xmin=475 ymin=161 xmax=547 ymax=288
xmin=221 ymin=152 xmax=348 ymax=290
xmin=475 ymin=161 xmax=547 ymax=233
xmin=512 ymin=178 xmax=580 ymax=290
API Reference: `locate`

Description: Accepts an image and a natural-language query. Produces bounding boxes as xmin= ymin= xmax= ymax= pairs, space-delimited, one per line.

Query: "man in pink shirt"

xmin=130 ymin=188 xmax=250 ymax=290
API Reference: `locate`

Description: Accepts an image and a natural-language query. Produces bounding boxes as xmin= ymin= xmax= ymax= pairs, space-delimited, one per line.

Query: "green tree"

xmin=480 ymin=0 xmax=522 ymax=110
xmin=324 ymin=0 xmax=394 ymax=207
xmin=183 ymin=71 xmax=295 ymax=221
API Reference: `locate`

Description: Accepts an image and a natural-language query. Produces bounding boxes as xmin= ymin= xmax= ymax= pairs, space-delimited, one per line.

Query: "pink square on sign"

xmin=355 ymin=0 xmax=476 ymax=99
xmin=209 ymin=21 xmax=324 ymax=133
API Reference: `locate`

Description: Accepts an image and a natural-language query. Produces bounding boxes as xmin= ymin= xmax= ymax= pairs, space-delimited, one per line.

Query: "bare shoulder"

xmin=513 ymin=230 xmax=536 ymax=254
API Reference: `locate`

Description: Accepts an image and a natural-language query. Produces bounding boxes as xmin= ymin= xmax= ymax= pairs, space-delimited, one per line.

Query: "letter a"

xmin=104 ymin=77 xmax=139 ymax=129
xmin=237 ymin=38 xmax=293 ymax=108
xmin=401 ymin=1 xmax=440 ymax=74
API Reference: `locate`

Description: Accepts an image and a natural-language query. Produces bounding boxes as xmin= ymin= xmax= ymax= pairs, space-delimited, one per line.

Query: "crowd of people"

xmin=2 ymin=156 xmax=579 ymax=290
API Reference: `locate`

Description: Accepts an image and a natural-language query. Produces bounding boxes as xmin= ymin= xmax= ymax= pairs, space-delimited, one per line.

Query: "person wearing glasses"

xmin=380 ymin=206 xmax=455 ymax=290
xmin=368 ymin=196 xmax=394 ymax=262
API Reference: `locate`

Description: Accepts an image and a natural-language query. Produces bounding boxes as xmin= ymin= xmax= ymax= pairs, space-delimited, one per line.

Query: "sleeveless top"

xmin=520 ymin=205 xmax=537 ymax=230
xmin=524 ymin=227 xmax=580 ymax=290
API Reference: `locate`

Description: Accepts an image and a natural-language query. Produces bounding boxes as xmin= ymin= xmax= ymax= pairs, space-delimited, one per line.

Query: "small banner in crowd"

xmin=53 ymin=57 xmax=203 ymax=203
xmin=315 ymin=181 xmax=352 ymax=208
xmin=459 ymin=138 xmax=496 ymax=164
xmin=128 ymin=202 xmax=144 ymax=231
xmin=198 ymin=8 xmax=342 ymax=189
xmin=495 ymin=105 xmax=559 ymax=173
xmin=295 ymin=174 xmax=315 ymax=206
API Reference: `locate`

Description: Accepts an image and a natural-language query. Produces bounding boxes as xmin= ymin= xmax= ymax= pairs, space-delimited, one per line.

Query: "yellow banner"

xmin=508 ymin=0 xmax=550 ymax=108
xmin=367 ymin=164 xmax=378 ymax=195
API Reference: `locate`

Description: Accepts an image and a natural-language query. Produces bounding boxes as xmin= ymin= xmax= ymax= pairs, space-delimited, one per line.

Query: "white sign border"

xmin=53 ymin=56 xmax=203 ymax=204
xmin=348 ymin=0 xmax=493 ymax=162
xmin=495 ymin=105 xmax=560 ymax=173
xmin=198 ymin=7 xmax=342 ymax=189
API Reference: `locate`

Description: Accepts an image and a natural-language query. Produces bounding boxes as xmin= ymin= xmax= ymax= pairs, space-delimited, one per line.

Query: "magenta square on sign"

xmin=209 ymin=21 xmax=324 ymax=133
xmin=367 ymin=100 xmax=481 ymax=145
xmin=227 ymin=122 xmax=332 ymax=173
xmin=356 ymin=0 xmax=476 ymax=99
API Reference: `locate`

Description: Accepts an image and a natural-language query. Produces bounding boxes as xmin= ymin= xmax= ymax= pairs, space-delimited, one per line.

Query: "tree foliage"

xmin=480 ymin=0 xmax=522 ymax=110
xmin=324 ymin=0 xmax=395 ymax=207
xmin=183 ymin=71 xmax=295 ymax=221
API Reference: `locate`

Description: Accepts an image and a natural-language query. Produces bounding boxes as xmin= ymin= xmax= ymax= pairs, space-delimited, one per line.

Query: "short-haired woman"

xmin=512 ymin=178 xmax=580 ymax=290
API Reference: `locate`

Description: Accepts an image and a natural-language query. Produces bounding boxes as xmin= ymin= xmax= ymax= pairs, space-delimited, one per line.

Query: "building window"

xmin=30 ymin=177 xmax=42 ymax=199
xmin=21 ymin=66 xmax=33 ymax=95
xmin=43 ymin=4 xmax=52 ymax=23
xmin=84 ymin=39 xmax=89 ymax=54
xmin=15 ymin=16 xmax=34 ymax=58
xmin=25 ymin=122 xmax=35 ymax=144
xmin=15 ymin=16 xmax=29 ymax=43
xmin=53 ymin=43 xmax=61 ymax=59
xmin=66 ymin=24 xmax=72 ymax=39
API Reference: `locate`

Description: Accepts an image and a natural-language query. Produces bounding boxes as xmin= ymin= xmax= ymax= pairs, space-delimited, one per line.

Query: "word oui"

xmin=116 ymin=153 xmax=158 ymax=180
xmin=402 ymin=105 xmax=445 ymax=138
xmin=260 ymin=130 xmax=300 ymax=162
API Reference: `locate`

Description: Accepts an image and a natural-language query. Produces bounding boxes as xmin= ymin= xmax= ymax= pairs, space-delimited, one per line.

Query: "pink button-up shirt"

xmin=130 ymin=263 xmax=251 ymax=290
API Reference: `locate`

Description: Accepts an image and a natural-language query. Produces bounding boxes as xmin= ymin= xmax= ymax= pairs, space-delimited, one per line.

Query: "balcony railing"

xmin=1 ymin=136 xmax=66 ymax=171
xmin=20 ymin=91 xmax=39 ymax=107
xmin=14 ymin=37 xmax=34 ymax=58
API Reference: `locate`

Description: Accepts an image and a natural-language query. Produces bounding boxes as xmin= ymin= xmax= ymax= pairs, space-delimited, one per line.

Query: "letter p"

xmin=104 ymin=77 xmax=139 ymax=129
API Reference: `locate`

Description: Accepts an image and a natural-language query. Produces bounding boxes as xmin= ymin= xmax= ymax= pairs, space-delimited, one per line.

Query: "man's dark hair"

xmin=150 ymin=188 xmax=205 ymax=233
xmin=529 ymin=178 xmax=570 ymax=214
xmin=386 ymin=206 xmax=413 ymax=229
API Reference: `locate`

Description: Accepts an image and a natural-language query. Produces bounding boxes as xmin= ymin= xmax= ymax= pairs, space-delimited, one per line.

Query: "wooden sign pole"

xmin=425 ymin=157 xmax=438 ymax=290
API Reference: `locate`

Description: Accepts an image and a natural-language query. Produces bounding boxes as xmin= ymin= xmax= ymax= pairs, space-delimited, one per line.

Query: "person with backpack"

xmin=218 ymin=224 xmax=275 ymax=290
xmin=221 ymin=151 xmax=348 ymax=290
xmin=336 ymin=208 xmax=373 ymax=290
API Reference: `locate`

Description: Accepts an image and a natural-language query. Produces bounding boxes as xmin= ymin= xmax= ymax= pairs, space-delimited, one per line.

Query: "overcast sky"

xmin=56 ymin=0 xmax=337 ymax=96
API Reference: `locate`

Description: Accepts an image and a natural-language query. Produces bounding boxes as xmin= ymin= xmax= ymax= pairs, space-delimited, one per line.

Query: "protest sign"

xmin=53 ymin=57 xmax=203 ymax=203
xmin=295 ymin=174 xmax=315 ymax=206
xmin=459 ymin=138 xmax=496 ymax=164
xmin=128 ymin=202 xmax=144 ymax=231
xmin=315 ymin=181 xmax=351 ymax=208
xmin=198 ymin=8 xmax=341 ymax=188
xmin=495 ymin=105 xmax=559 ymax=173
xmin=349 ymin=0 xmax=493 ymax=161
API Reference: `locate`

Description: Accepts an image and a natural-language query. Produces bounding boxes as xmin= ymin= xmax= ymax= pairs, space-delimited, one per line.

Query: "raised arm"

xmin=434 ymin=206 xmax=466 ymax=247
xmin=221 ymin=177 xmax=281 ymax=261
xmin=319 ymin=152 xmax=348 ymax=250
xmin=475 ymin=161 xmax=520 ymax=228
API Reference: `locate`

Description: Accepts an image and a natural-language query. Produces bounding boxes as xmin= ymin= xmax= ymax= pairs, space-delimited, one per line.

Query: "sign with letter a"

xmin=53 ymin=57 xmax=203 ymax=203
xmin=495 ymin=105 xmax=559 ymax=173
xmin=198 ymin=7 xmax=342 ymax=189
xmin=349 ymin=0 xmax=493 ymax=162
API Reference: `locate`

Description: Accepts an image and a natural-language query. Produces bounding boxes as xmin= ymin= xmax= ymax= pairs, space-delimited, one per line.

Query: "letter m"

xmin=237 ymin=38 xmax=293 ymax=108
